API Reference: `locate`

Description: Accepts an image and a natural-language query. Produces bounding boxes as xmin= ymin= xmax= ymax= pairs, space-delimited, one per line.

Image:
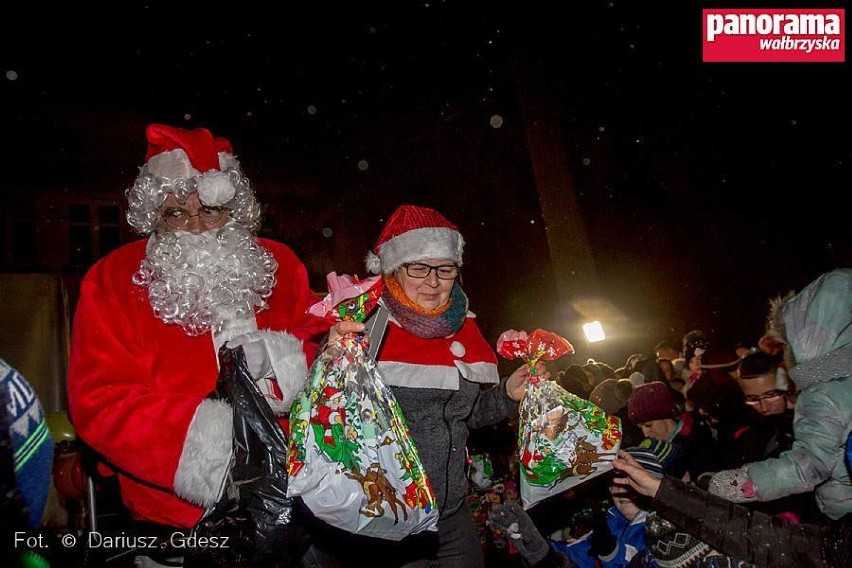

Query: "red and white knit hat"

xmin=142 ymin=123 xmax=239 ymax=206
xmin=366 ymin=204 xmax=465 ymax=274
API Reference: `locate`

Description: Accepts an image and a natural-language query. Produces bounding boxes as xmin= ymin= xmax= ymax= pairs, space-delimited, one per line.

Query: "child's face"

xmin=738 ymin=373 xmax=791 ymax=416
xmin=638 ymin=419 xmax=674 ymax=441
xmin=610 ymin=485 xmax=641 ymax=521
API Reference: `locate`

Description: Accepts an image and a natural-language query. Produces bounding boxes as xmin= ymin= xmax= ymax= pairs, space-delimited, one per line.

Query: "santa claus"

xmin=67 ymin=123 xmax=330 ymax=529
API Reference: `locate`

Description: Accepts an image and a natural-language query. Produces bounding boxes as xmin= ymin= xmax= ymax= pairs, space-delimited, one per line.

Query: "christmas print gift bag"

xmin=497 ymin=329 xmax=622 ymax=509
xmin=286 ymin=273 xmax=438 ymax=540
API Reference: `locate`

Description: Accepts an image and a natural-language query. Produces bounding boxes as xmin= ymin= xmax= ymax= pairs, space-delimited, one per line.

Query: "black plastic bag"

xmin=188 ymin=346 xmax=311 ymax=567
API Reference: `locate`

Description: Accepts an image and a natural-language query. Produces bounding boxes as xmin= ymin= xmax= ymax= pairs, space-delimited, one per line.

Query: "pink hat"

xmin=365 ymin=204 xmax=464 ymax=274
xmin=142 ymin=123 xmax=239 ymax=206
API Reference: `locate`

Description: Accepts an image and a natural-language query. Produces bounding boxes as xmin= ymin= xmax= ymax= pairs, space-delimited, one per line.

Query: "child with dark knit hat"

xmin=627 ymin=381 xmax=682 ymax=448
xmin=627 ymin=382 xmax=719 ymax=481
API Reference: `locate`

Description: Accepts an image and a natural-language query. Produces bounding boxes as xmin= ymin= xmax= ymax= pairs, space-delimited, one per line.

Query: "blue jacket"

xmin=550 ymin=506 xmax=648 ymax=568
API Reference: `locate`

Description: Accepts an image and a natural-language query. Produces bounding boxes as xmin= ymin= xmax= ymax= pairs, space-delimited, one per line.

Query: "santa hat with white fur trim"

xmin=142 ymin=123 xmax=239 ymax=207
xmin=366 ymin=204 xmax=465 ymax=274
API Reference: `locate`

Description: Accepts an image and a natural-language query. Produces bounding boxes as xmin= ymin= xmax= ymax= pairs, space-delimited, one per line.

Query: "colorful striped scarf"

xmin=381 ymin=276 xmax=468 ymax=339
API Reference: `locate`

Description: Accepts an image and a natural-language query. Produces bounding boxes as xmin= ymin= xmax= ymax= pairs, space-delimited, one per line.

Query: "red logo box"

xmin=703 ymin=8 xmax=845 ymax=62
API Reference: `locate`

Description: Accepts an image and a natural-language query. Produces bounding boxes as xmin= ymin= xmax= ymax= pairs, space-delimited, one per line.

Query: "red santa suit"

xmin=68 ymin=237 xmax=330 ymax=528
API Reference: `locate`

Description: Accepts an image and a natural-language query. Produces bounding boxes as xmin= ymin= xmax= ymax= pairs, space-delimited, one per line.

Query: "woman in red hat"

xmin=316 ymin=204 xmax=547 ymax=567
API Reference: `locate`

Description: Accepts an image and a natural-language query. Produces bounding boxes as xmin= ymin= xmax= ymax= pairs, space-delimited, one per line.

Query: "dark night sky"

xmin=2 ymin=2 xmax=849 ymax=366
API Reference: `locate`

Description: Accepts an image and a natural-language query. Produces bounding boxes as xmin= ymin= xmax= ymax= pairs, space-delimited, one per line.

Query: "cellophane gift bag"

xmin=286 ymin=273 xmax=438 ymax=540
xmin=497 ymin=329 xmax=622 ymax=509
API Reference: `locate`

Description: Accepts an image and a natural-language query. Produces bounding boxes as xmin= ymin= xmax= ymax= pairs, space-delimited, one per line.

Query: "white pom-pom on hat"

xmin=197 ymin=171 xmax=236 ymax=206
xmin=365 ymin=250 xmax=382 ymax=275
xmin=141 ymin=124 xmax=237 ymax=206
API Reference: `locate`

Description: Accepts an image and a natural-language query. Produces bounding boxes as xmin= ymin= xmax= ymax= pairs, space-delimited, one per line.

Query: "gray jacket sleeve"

xmin=653 ymin=476 xmax=850 ymax=568
xmin=467 ymin=376 xmax=519 ymax=430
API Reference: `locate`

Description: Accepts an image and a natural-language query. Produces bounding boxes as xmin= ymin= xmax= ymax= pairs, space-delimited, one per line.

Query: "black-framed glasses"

xmin=403 ymin=262 xmax=459 ymax=280
xmin=744 ymin=390 xmax=787 ymax=405
xmin=162 ymin=206 xmax=230 ymax=230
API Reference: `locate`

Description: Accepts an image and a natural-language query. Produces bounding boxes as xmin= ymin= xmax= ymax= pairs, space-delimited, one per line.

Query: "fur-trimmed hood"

xmin=768 ymin=268 xmax=852 ymax=390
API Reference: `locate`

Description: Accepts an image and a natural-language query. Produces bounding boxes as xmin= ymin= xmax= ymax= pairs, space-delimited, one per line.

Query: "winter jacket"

xmin=653 ymin=476 xmax=850 ymax=567
xmin=667 ymin=412 xmax=721 ymax=481
xmin=746 ymin=268 xmax=852 ymax=520
xmin=551 ymin=506 xmax=648 ymax=568
xmin=389 ymin=372 xmax=517 ymax=517
xmin=386 ymin=318 xmax=518 ymax=517
xmin=376 ymin=314 xmax=518 ymax=518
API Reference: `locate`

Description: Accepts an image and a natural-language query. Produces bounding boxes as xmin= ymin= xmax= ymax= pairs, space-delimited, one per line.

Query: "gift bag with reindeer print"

xmin=286 ymin=273 xmax=438 ymax=540
xmin=496 ymin=329 xmax=622 ymax=509
xmin=517 ymin=378 xmax=622 ymax=508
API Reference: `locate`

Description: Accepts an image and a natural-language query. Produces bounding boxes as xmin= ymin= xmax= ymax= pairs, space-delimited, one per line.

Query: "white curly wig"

xmin=124 ymin=163 xmax=262 ymax=236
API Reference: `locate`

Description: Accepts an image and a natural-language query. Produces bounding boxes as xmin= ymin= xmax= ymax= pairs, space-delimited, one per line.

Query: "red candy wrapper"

xmin=497 ymin=329 xmax=574 ymax=381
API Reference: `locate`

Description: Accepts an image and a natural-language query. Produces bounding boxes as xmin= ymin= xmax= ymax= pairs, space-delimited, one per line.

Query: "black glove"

xmin=588 ymin=519 xmax=617 ymax=559
xmin=488 ymin=501 xmax=551 ymax=565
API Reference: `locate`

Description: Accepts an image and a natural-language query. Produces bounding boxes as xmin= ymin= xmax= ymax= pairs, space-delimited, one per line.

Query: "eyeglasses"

xmin=402 ymin=262 xmax=459 ymax=280
xmin=162 ymin=206 xmax=230 ymax=230
xmin=744 ymin=390 xmax=787 ymax=405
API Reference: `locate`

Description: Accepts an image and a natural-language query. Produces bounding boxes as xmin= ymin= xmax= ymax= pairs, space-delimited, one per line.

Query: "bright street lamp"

xmin=582 ymin=321 xmax=605 ymax=343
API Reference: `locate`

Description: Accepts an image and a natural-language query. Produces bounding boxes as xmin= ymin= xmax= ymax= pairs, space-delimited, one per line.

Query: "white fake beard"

xmin=132 ymin=223 xmax=278 ymax=336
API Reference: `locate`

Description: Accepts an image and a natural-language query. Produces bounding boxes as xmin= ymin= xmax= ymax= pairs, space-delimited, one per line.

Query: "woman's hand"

xmin=328 ymin=320 xmax=366 ymax=343
xmin=611 ymin=449 xmax=662 ymax=498
xmin=505 ymin=362 xmax=550 ymax=402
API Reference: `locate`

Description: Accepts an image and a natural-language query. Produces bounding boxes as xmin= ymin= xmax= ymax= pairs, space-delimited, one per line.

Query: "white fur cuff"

xmin=174 ymin=399 xmax=233 ymax=508
xmin=145 ymin=149 xmax=200 ymax=180
xmin=264 ymin=330 xmax=309 ymax=411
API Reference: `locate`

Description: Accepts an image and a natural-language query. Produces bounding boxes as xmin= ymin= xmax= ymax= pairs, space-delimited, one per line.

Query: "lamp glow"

xmin=583 ymin=321 xmax=605 ymax=343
